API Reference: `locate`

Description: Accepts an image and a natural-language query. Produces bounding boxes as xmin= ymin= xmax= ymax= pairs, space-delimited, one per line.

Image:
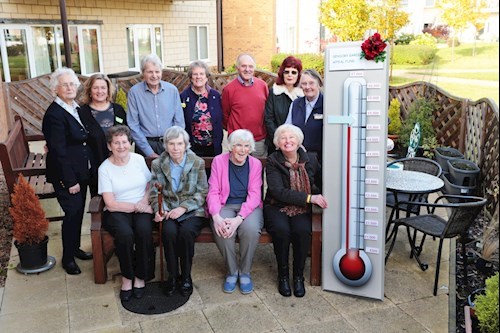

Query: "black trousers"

xmin=162 ymin=216 xmax=205 ymax=280
xmin=103 ymin=211 xmax=154 ymax=281
xmin=264 ymin=205 xmax=312 ymax=277
xmin=53 ymin=179 xmax=89 ymax=265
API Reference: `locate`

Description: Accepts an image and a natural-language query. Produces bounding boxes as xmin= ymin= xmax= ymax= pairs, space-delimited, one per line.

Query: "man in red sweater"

xmin=222 ymin=54 xmax=269 ymax=157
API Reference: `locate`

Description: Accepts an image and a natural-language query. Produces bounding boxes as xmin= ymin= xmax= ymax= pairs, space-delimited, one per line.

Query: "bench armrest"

xmin=89 ymin=195 xmax=105 ymax=231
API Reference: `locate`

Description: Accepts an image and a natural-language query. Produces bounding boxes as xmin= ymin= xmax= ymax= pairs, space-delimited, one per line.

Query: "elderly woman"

xmin=180 ymin=61 xmax=223 ymax=157
xmin=42 ymin=67 xmax=95 ymax=275
xmin=264 ymin=56 xmax=303 ymax=154
xmin=79 ymin=73 xmax=128 ymax=197
xmin=285 ymin=69 xmax=324 ymax=162
xmin=98 ymin=125 xmax=153 ymax=302
xmin=150 ymin=126 xmax=208 ymax=297
xmin=206 ymin=129 xmax=264 ymax=294
xmin=264 ymin=124 xmax=328 ymax=297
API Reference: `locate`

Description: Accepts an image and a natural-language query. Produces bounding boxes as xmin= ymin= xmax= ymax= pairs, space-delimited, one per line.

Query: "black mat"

xmin=121 ymin=281 xmax=189 ymax=315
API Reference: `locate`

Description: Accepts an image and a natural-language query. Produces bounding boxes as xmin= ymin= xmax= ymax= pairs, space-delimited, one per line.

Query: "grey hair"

xmin=141 ymin=54 xmax=163 ymax=72
xmin=106 ymin=125 xmax=131 ymax=144
xmin=227 ymin=129 xmax=256 ymax=153
xmin=187 ymin=61 xmax=211 ymax=79
xmin=163 ymin=126 xmax=191 ymax=150
xmin=301 ymin=69 xmax=323 ymax=87
xmin=49 ymin=67 xmax=80 ymax=94
xmin=273 ymin=124 xmax=304 ymax=148
xmin=235 ymin=54 xmax=256 ymax=68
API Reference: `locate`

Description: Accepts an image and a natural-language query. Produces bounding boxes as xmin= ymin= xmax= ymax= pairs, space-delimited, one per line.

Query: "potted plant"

xmin=447 ymin=158 xmax=480 ymax=187
xmin=474 ymin=272 xmax=499 ymax=333
xmin=434 ymin=146 xmax=464 ymax=173
xmin=399 ymin=97 xmax=437 ymax=156
xmin=475 ymin=209 xmax=499 ymax=276
xmin=9 ymin=174 xmax=55 ymax=273
xmin=421 ymin=136 xmax=439 ymax=159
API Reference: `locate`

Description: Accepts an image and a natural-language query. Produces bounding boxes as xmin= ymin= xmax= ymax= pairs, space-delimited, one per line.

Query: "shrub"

xmin=115 ymin=87 xmax=127 ymax=111
xmin=271 ymin=53 xmax=324 ymax=76
xmin=422 ymin=25 xmax=450 ymax=41
xmin=9 ymin=175 xmax=48 ymax=245
xmin=394 ymin=33 xmax=415 ymax=45
xmin=409 ymin=33 xmax=437 ymax=47
xmin=475 ymin=272 xmax=499 ymax=333
xmin=388 ymin=98 xmax=402 ymax=135
xmin=447 ymin=36 xmax=461 ymax=47
xmin=399 ymin=97 xmax=437 ymax=147
xmin=392 ymin=45 xmax=438 ymax=65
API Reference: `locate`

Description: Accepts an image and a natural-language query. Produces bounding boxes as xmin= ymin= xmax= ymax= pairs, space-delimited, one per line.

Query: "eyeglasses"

xmin=58 ymin=82 xmax=78 ymax=89
xmin=283 ymin=70 xmax=298 ymax=75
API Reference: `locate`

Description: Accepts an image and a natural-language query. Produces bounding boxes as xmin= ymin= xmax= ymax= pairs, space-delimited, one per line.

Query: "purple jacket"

xmin=206 ymin=152 xmax=263 ymax=218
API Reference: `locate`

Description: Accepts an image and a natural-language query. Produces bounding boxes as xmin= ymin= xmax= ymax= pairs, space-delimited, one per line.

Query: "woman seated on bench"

xmin=150 ymin=126 xmax=208 ymax=297
xmin=97 ymin=125 xmax=154 ymax=302
xmin=264 ymin=124 xmax=328 ymax=298
xmin=206 ymin=129 xmax=264 ymax=294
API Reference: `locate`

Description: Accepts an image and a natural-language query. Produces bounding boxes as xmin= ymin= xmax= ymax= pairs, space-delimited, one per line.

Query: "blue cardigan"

xmin=180 ymin=85 xmax=223 ymax=155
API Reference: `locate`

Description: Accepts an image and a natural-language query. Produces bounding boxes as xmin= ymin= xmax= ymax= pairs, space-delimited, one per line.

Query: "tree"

xmin=369 ymin=0 xmax=409 ymax=78
xmin=319 ymin=0 xmax=371 ymax=42
xmin=438 ymin=0 xmax=487 ymax=60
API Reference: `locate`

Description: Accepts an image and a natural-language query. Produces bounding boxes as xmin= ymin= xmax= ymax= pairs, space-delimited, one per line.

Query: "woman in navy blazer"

xmin=42 ymin=67 xmax=95 ymax=275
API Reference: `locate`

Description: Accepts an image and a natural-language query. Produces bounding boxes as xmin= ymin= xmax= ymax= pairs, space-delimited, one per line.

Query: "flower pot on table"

xmin=447 ymin=158 xmax=480 ymax=187
xmin=434 ymin=147 xmax=464 ymax=173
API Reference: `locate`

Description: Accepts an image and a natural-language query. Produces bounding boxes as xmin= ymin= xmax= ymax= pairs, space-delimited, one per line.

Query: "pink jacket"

xmin=206 ymin=152 xmax=263 ymax=218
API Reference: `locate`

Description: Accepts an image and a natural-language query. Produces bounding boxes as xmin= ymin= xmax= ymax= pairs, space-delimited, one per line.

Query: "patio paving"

xmin=0 ymin=194 xmax=452 ymax=333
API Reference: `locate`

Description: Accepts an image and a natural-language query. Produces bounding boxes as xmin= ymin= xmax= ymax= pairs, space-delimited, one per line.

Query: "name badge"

xmin=313 ymin=113 xmax=323 ymax=120
xmin=115 ymin=117 xmax=123 ymax=124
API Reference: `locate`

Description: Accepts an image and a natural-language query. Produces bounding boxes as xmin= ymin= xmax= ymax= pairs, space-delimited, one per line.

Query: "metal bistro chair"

xmin=386 ymin=194 xmax=487 ymax=295
xmin=386 ymin=157 xmax=443 ymax=250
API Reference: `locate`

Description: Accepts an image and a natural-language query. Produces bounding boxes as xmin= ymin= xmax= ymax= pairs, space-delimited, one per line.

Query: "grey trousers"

xmin=211 ymin=204 xmax=264 ymax=275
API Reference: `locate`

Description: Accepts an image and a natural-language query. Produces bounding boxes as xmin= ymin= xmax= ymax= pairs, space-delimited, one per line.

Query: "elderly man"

xmin=222 ymin=54 xmax=269 ymax=158
xmin=127 ymin=54 xmax=185 ymax=158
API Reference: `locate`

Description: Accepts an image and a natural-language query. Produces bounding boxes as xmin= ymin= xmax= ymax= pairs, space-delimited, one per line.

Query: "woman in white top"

xmin=98 ymin=125 xmax=153 ymax=302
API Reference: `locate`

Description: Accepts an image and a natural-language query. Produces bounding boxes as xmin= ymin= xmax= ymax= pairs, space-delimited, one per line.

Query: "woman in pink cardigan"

xmin=206 ymin=129 xmax=264 ymax=294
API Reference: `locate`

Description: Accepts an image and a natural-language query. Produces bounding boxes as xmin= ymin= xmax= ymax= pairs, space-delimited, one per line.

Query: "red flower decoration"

xmin=360 ymin=33 xmax=387 ymax=63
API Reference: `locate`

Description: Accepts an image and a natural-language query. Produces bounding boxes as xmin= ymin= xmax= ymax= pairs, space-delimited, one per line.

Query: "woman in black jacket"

xmin=79 ymin=73 xmax=128 ymax=196
xmin=264 ymin=124 xmax=327 ymax=298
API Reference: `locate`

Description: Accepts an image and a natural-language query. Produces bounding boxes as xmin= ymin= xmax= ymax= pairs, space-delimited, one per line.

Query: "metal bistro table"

xmin=385 ymin=169 xmax=444 ymax=261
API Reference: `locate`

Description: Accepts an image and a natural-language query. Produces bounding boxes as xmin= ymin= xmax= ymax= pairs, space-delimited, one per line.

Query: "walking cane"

xmin=155 ymin=183 xmax=165 ymax=285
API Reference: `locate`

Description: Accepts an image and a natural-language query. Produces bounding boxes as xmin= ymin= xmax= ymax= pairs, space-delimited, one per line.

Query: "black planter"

xmin=14 ymin=236 xmax=55 ymax=273
xmin=441 ymin=173 xmax=476 ymax=200
xmin=447 ymin=158 xmax=480 ymax=187
xmin=434 ymin=147 xmax=464 ymax=173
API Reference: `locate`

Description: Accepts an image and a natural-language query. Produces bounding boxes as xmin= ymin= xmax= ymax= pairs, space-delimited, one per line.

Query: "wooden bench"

xmin=89 ymin=156 xmax=322 ymax=286
xmin=0 ymin=115 xmax=63 ymax=221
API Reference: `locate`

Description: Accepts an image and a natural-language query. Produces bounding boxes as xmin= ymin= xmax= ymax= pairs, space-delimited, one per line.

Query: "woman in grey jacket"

xmin=150 ymin=126 xmax=208 ymax=298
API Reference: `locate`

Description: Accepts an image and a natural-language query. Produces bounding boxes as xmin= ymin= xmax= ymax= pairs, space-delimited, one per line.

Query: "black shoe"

xmin=62 ymin=261 xmax=81 ymax=275
xmin=133 ymin=286 xmax=145 ymax=299
xmin=120 ymin=289 xmax=133 ymax=302
xmin=179 ymin=277 xmax=193 ymax=297
xmin=163 ymin=277 xmax=177 ymax=297
xmin=293 ymin=276 xmax=305 ymax=297
xmin=278 ymin=277 xmax=292 ymax=297
xmin=75 ymin=249 xmax=93 ymax=260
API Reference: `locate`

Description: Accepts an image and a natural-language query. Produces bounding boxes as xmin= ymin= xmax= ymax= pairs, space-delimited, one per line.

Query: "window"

xmin=126 ymin=25 xmax=163 ymax=70
xmin=188 ymin=25 xmax=208 ymax=61
xmin=0 ymin=24 xmax=102 ymax=82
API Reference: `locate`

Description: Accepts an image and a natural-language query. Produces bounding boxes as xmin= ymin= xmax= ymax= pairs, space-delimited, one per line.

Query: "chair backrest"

xmin=406 ymin=122 xmax=421 ymax=158
xmin=387 ymin=157 xmax=442 ymax=177
xmin=442 ymin=196 xmax=487 ymax=238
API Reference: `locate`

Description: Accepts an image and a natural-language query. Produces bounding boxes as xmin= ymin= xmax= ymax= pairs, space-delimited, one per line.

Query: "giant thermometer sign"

xmin=322 ymin=42 xmax=388 ymax=300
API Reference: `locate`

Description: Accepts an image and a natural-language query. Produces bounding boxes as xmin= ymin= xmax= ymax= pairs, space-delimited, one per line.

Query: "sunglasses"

xmin=283 ymin=70 xmax=298 ymax=75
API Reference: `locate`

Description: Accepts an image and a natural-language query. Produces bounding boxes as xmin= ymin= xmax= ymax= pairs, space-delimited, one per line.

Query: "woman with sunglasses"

xmin=264 ymin=56 xmax=303 ymax=154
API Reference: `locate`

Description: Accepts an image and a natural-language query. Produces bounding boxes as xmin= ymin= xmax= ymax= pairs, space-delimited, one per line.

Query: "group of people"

xmin=42 ymin=52 xmax=327 ymax=302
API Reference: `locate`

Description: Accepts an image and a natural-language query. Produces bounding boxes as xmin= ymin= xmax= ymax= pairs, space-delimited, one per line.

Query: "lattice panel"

xmin=464 ymin=102 xmax=485 ymax=165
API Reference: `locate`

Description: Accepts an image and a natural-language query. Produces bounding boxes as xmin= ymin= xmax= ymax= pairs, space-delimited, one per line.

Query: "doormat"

xmin=121 ymin=281 xmax=189 ymax=315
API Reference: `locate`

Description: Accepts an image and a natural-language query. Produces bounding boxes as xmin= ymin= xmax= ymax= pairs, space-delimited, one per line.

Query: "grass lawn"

xmin=391 ymin=42 xmax=499 ymax=105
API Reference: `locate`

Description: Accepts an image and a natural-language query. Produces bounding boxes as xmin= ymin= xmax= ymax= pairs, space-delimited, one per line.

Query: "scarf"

xmin=280 ymin=159 xmax=311 ymax=217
